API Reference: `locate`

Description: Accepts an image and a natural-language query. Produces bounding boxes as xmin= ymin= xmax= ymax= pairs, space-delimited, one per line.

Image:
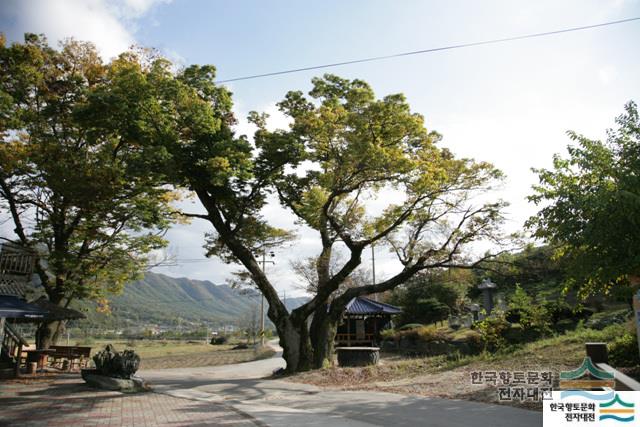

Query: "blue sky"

xmin=2 ymin=0 xmax=640 ymax=293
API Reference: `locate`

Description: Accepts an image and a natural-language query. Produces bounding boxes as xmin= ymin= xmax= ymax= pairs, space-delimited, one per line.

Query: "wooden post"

xmin=0 ymin=317 xmax=5 ymax=351
xmin=14 ymin=343 xmax=22 ymax=378
xmin=373 ymin=315 xmax=379 ymax=346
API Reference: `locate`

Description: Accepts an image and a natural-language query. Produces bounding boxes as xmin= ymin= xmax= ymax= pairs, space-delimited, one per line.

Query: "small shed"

xmin=335 ymin=296 xmax=402 ymax=346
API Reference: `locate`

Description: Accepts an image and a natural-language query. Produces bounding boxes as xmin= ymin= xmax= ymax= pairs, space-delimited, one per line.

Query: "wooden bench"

xmin=48 ymin=346 xmax=92 ymax=370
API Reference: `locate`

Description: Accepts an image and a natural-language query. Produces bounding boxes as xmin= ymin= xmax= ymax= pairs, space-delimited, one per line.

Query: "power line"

xmin=215 ymin=17 xmax=640 ymax=84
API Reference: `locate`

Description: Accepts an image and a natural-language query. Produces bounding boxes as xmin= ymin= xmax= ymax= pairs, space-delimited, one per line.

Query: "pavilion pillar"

xmin=0 ymin=317 xmax=5 ymax=350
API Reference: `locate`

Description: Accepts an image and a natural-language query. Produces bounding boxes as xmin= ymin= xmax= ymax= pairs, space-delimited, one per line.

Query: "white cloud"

xmin=4 ymin=0 xmax=170 ymax=60
xmin=118 ymin=0 xmax=170 ymax=17
xmin=598 ymin=66 xmax=617 ymax=86
xmin=232 ymin=102 xmax=291 ymax=141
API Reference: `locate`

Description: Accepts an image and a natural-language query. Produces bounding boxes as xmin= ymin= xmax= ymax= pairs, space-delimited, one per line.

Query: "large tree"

xmin=528 ymin=101 xmax=640 ymax=296
xmin=0 ymin=35 xmax=175 ymax=347
xmin=150 ymin=68 xmax=508 ymax=371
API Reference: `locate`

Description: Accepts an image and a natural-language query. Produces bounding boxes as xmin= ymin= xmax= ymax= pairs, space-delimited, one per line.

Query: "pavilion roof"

xmin=28 ymin=296 xmax=85 ymax=321
xmin=0 ymin=295 xmax=48 ymax=319
xmin=345 ymin=296 xmax=402 ymax=315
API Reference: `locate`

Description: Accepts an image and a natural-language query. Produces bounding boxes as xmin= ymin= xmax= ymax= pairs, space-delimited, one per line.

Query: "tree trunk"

xmin=35 ymin=320 xmax=64 ymax=349
xmin=310 ymin=304 xmax=340 ymax=369
xmin=274 ymin=316 xmax=313 ymax=373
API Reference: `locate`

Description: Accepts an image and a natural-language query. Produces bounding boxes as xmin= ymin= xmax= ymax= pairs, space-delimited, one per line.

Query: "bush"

xmin=232 ymin=343 xmax=249 ymax=350
xmin=585 ymin=309 xmax=631 ymax=330
xmin=553 ymin=318 xmax=578 ymax=333
xmin=414 ymin=325 xmax=449 ymax=342
xmin=507 ymin=285 xmax=552 ymax=336
xmin=503 ymin=323 xmax=542 ymax=343
xmin=390 ymin=273 xmax=460 ymax=325
xmin=474 ymin=313 xmax=510 ymax=351
xmin=398 ymin=323 xmax=424 ymax=331
xmin=543 ymin=300 xmax=575 ymax=323
xmin=609 ymin=333 xmax=640 ymax=367
xmin=210 ymin=336 xmax=228 ymax=345
xmin=462 ymin=330 xmax=484 ymax=354
xmin=380 ymin=328 xmax=396 ymax=340
xmin=394 ymin=325 xmax=449 ymax=346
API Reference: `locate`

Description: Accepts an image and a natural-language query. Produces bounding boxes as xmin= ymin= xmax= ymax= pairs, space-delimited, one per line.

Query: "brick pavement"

xmin=0 ymin=373 xmax=258 ymax=427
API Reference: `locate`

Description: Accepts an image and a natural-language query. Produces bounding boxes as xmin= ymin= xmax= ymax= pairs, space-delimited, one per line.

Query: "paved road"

xmin=139 ymin=343 xmax=542 ymax=427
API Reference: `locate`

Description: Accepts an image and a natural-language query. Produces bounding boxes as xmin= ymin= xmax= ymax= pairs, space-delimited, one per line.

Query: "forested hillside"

xmin=71 ymin=272 xmax=307 ymax=331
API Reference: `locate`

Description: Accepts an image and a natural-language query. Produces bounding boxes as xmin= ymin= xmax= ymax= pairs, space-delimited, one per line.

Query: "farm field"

xmin=85 ymin=339 xmax=275 ymax=369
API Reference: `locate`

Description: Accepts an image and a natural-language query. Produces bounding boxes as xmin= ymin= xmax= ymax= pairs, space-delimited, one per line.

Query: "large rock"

xmin=81 ymin=369 xmax=150 ymax=393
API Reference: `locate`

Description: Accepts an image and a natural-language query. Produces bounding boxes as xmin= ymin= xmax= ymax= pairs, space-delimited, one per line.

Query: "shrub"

xmin=507 ymin=285 xmax=552 ymax=337
xmin=608 ymin=333 xmax=640 ymax=367
xmin=474 ymin=313 xmax=510 ymax=351
xmin=585 ymin=309 xmax=631 ymax=330
xmin=393 ymin=325 xmax=449 ymax=346
xmin=553 ymin=318 xmax=578 ymax=333
xmin=543 ymin=300 xmax=575 ymax=323
xmin=503 ymin=323 xmax=542 ymax=343
xmin=398 ymin=323 xmax=424 ymax=331
xmin=210 ymin=336 xmax=228 ymax=345
xmin=380 ymin=328 xmax=396 ymax=340
xmin=463 ymin=330 xmax=484 ymax=354
xmin=232 ymin=343 xmax=249 ymax=350
xmin=415 ymin=325 xmax=449 ymax=342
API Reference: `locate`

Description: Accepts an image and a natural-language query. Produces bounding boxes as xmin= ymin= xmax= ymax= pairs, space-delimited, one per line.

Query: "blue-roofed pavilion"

xmin=336 ymin=296 xmax=402 ymax=347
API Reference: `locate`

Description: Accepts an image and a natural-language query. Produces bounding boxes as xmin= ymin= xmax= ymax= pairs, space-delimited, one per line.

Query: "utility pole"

xmin=258 ymin=248 xmax=275 ymax=346
xmin=371 ymin=244 xmax=377 ymax=301
xmin=260 ymin=251 xmax=265 ymax=346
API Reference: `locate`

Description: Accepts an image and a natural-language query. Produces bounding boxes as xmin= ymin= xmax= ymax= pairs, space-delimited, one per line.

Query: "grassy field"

xmin=83 ymin=339 xmax=275 ymax=369
xmin=289 ymin=323 xmax=631 ymax=411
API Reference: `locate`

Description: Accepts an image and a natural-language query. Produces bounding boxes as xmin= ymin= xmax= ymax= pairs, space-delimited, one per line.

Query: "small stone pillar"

xmin=477 ymin=278 xmax=498 ymax=315
xmin=470 ymin=304 xmax=480 ymax=321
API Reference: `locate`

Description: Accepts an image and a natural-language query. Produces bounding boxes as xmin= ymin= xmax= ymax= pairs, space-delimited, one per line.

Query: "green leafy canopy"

xmin=0 ymin=35 xmax=177 ymax=304
xmin=528 ymin=101 xmax=640 ymax=295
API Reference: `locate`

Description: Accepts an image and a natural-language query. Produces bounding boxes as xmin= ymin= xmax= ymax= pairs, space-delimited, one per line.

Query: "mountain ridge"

xmin=74 ymin=272 xmax=308 ymax=330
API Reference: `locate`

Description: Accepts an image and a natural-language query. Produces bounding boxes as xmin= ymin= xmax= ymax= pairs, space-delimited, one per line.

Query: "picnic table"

xmin=24 ymin=349 xmax=55 ymax=372
xmin=48 ymin=346 xmax=92 ymax=370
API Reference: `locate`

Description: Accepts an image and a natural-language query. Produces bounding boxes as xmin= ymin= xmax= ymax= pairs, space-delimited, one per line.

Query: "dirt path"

xmin=140 ymin=347 xmax=275 ymax=370
xmin=140 ymin=342 xmax=541 ymax=427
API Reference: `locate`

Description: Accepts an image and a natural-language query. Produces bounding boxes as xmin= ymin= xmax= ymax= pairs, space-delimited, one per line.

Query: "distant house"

xmin=335 ymin=296 xmax=402 ymax=347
